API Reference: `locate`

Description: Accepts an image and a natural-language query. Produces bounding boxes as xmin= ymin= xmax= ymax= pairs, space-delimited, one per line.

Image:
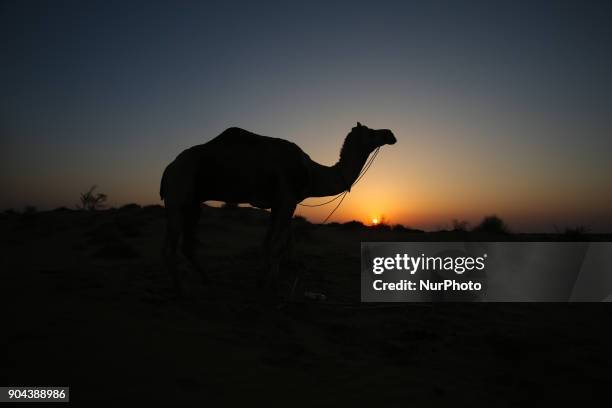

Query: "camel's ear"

xmin=357 ymin=122 xmax=362 ymax=127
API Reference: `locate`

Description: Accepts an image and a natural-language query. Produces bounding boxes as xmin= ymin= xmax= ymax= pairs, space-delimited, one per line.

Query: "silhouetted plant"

xmin=77 ymin=185 xmax=107 ymax=211
xmin=392 ymin=224 xmax=423 ymax=233
xmin=451 ymin=219 xmax=469 ymax=232
xmin=222 ymin=201 xmax=238 ymax=209
xmin=23 ymin=205 xmax=37 ymax=214
xmin=473 ymin=215 xmax=510 ymax=234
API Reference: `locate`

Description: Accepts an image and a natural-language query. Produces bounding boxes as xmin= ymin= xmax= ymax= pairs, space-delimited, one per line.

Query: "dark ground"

xmin=1 ymin=205 xmax=611 ymax=406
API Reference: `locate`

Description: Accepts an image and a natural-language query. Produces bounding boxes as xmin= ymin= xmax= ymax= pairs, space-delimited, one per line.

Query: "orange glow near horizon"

xmin=4 ymin=119 xmax=611 ymax=233
xmin=288 ymin=120 xmax=612 ymax=232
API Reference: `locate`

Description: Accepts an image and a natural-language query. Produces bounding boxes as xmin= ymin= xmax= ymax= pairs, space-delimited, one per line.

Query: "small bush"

xmin=77 ymin=185 xmax=107 ymax=211
xmin=392 ymin=224 xmax=423 ymax=233
xmin=473 ymin=215 xmax=510 ymax=234
xmin=451 ymin=219 xmax=469 ymax=232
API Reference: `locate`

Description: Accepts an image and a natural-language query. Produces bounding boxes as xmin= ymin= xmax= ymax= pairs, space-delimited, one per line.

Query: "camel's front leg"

xmin=261 ymin=202 xmax=296 ymax=293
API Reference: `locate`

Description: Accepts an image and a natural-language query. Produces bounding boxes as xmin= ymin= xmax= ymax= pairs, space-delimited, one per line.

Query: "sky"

xmin=2 ymin=0 xmax=611 ymax=232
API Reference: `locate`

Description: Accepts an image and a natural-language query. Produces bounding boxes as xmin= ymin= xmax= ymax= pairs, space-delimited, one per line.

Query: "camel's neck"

xmin=306 ymin=150 xmax=369 ymax=198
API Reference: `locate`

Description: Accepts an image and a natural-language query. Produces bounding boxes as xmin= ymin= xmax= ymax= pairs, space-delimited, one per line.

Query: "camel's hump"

xmin=212 ymin=127 xmax=301 ymax=150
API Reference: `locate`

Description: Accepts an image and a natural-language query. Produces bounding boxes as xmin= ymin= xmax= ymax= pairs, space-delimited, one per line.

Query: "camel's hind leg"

xmin=182 ymin=203 xmax=208 ymax=284
xmin=163 ymin=207 xmax=184 ymax=295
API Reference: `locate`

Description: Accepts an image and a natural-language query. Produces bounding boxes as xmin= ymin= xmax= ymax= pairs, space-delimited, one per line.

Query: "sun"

xmin=371 ymin=217 xmax=379 ymax=225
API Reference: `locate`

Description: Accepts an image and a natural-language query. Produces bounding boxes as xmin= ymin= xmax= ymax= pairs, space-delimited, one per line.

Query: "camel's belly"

xmin=197 ymin=174 xmax=275 ymax=209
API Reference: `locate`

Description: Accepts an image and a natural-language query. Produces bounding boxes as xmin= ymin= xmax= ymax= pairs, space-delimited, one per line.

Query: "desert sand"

xmin=2 ymin=205 xmax=611 ymax=406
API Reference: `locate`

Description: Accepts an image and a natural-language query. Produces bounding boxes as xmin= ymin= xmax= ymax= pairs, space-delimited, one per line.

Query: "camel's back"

xmin=208 ymin=127 xmax=300 ymax=153
xmin=189 ymin=127 xmax=307 ymax=163
xmin=176 ymin=127 xmax=310 ymax=206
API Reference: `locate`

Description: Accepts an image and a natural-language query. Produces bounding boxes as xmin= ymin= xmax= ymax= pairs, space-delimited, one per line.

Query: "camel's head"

xmin=349 ymin=122 xmax=397 ymax=153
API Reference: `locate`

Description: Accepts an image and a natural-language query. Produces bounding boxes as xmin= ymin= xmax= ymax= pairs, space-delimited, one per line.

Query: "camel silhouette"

xmin=160 ymin=122 xmax=396 ymax=294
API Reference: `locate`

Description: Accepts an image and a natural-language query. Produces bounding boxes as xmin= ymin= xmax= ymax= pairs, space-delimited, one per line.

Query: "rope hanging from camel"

xmin=297 ymin=191 xmax=345 ymax=207
xmin=298 ymin=146 xmax=381 ymax=224
xmin=350 ymin=146 xmax=381 ymax=187
xmin=298 ymin=146 xmax=381 ymax=208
